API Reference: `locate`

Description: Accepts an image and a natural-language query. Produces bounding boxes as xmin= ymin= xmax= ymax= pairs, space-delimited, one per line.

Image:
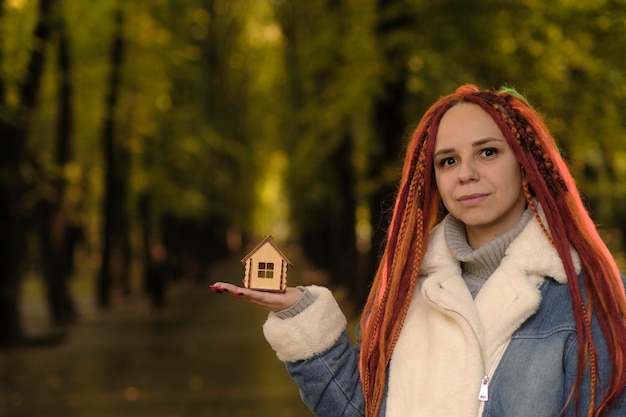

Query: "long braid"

xmin=488 ymin=95 xmax=599 ymax=416
xmin=365 ymin=162 xmax=418 ymax=413
xmin=524 ymin=177 xmax=598 ymax=417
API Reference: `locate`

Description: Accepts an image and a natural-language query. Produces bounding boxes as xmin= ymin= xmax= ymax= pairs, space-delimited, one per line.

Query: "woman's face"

xmin=433 ymin=103 xmax=526 ymax=248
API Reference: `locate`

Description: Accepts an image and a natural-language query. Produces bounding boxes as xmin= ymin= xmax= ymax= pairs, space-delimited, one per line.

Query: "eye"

xmin=437 ymin=156 xmax=457 ymax=167
xmin=480 ymin=147 xmax=498 ymax=158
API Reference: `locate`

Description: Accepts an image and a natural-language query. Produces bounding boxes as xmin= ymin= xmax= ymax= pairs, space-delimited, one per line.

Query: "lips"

xmin=457 ymin=193 xmax=489 ymax=206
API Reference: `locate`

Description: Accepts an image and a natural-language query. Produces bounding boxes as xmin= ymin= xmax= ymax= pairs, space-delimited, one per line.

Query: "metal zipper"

xmin=426 ymin=287 xmax=509 ymax=417
xmin=476 ymin=341 xmax=510 ymax=415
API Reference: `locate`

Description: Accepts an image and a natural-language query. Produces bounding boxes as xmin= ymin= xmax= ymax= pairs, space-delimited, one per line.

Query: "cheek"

xmin=434 ymin=172 xmax=454 ymax=201
xmin=507 ymin=166 xmax=523 ymax=185
xmin=434 ymin=172 xmax=444 ymax=193
xmin=498 ymin=167 xmax=523 ymax=195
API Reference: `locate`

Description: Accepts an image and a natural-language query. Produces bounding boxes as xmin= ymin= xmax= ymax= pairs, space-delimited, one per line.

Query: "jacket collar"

xmin=421 ymin=210 xmax=580 ymax=285
xmin=418 ymin=211 xmax=580 ymax=357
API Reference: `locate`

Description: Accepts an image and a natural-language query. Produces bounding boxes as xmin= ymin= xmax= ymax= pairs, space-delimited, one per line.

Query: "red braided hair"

xmin=359 ymin=85 xmax=626 ymax=417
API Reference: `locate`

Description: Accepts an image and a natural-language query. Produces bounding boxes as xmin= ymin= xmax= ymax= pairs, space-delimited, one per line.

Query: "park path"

xmin=0 ymin=245 xmax=346 ymax=417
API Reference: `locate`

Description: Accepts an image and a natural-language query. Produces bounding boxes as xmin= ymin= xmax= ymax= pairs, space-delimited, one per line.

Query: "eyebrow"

xmin=433 ymin=137 xmax=505 ymax=158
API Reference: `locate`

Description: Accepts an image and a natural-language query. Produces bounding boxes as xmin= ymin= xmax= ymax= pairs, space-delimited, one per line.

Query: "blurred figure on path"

xmin=145 ymin=244 xmax=169 ymax=311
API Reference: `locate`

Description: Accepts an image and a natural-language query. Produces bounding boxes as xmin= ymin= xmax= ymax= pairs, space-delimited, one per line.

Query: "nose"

xmin=457 ymin=160 xmax=479 ymax=182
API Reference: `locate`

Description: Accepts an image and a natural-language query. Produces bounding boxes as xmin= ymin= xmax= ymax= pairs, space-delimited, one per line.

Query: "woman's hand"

xmin=210 ymin=281 xmax=304 ymax=313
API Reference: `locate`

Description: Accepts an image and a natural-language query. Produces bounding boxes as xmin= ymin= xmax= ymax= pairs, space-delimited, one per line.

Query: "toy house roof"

xmin=240 ymin=235 xmax=294 ymax=266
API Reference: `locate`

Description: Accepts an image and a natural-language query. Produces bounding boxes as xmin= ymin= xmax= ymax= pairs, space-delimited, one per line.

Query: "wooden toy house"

xmin=241 ymin=236 xmax=293 ymax=292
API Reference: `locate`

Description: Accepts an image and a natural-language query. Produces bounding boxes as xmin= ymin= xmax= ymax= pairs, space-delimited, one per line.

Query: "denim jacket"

xmin=262 ymin=216 xmax=626 ymax=416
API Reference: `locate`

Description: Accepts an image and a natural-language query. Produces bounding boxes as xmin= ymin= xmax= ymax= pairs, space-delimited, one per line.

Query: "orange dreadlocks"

xmin=359 ymin=85 xmax=626 ymax=417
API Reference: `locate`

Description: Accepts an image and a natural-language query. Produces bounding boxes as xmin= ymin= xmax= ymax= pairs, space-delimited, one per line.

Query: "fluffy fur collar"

xmin=421 ymin=213 xmax=580 ymax=284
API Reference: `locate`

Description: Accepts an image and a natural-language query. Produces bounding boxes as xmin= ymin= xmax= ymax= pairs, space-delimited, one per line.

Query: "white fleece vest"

xmin=386 ymin=215 xmax=578 ymax=417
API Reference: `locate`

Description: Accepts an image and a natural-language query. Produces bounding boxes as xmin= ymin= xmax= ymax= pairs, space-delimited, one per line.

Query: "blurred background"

xmin=1 ymin=0 xmax=626 ymax=415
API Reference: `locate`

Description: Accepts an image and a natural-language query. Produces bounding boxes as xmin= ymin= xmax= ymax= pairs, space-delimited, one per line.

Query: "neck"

xmin=465 ymin=206 xmax=527 ymax=249
xmin=466 ymin=228 xmax=504 ymax=249
xmin=446 ymin=210 xmax=534 ymax=294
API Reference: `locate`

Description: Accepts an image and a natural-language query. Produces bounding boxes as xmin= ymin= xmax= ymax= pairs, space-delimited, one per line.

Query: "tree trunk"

xmin=0 ymin=0 xmax=55 ymax=347
xmin=98 ymin=6 xmax=126 ymax=309
xmin=330 ymin=129 xmax=358 ymax=299
xmin=0 ymin=121 xmax=28 ymax=347
xmin=39 ymin=10 xmax=78 ymax=326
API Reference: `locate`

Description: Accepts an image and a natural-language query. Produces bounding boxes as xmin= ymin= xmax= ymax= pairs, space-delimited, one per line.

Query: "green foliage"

xmin=3 ymin=0 xmax=626 ymax=272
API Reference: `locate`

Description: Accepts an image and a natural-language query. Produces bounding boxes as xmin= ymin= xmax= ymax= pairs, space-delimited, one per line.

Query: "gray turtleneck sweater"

xmin=444 ymin=208 xmax=534 ymax=298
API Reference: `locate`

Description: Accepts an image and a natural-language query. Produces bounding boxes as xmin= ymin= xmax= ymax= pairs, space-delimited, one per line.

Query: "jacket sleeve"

xmin=262 ymin=285 xmax=366 ymax=417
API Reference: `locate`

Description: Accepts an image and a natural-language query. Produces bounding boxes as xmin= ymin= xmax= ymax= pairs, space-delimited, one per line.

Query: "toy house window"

xmin=258 ymin=262 xmax=274 ymax=278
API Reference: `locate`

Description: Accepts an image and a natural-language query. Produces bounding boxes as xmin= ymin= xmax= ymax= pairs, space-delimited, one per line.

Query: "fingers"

xmin=210 ymin=282 xmax=243 ymax=295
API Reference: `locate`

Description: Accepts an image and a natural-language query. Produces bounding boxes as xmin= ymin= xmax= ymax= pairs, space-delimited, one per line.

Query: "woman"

xmin=211 ymin=85 xmax=626 ymax=416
